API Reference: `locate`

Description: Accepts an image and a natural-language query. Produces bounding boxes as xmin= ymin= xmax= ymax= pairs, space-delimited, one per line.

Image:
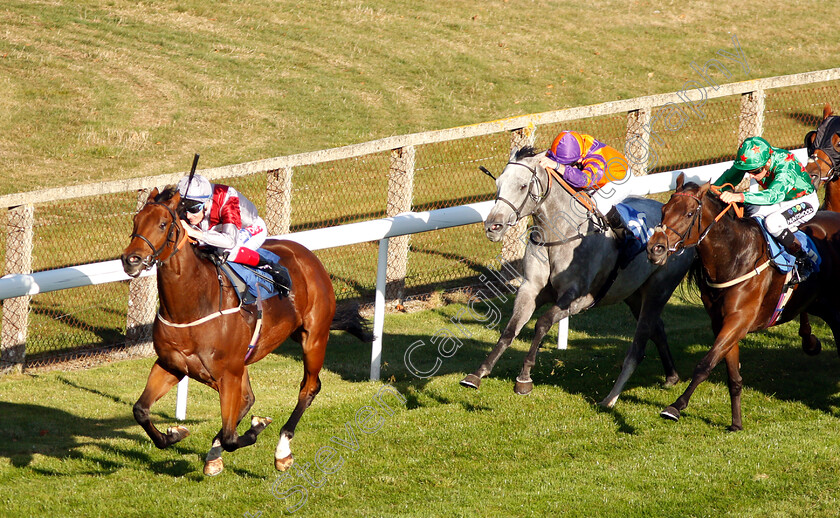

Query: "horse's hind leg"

xmin=799 ymin=313 xmax=822 ymax=356
xmin=461 ymin=285 xmax=553 ymax=390
xmin=514 ymin=304 xmax=567 ymax=395
xmin=275 ymin=327 xmax=327 ymax=472
xmin=133 ymin=361 xmax=190 ymax=449
xmin=600 ymin=292 xmax=677 ymax=408
xmin=204 ymin=368 xmax=267 ymax=476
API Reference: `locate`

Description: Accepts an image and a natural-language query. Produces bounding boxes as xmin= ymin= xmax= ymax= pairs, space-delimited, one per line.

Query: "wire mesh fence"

xmin=2 ymin=73 xmax=839 ymax=371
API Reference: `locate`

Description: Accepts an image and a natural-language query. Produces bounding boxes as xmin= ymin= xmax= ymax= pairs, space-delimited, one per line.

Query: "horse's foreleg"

xmin=276 ymin=327 xmax=327 ymax=472
xmin=514 ymin=304 xmax=567 ymax=395
xmin=461 ymin=285 xmax=551 ymax=390
xmin=799 ymin=313 xmax=821 ymax=356
xmin=204 ymin=368 xmax=265 ymax=476
xmin=217 ymin=372 xmax=272 ymax=454
xmin=661 ymin=321 xmax=746 ymax=425
xmin=133 ymin=361 xmax=190 ymax=449
xmin=723 ymin=345 xmax=743 ymax=431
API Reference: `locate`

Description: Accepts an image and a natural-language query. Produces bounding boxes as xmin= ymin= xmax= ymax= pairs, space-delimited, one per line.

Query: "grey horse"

xmin=460 ymin=146 xmax=695 ymax=407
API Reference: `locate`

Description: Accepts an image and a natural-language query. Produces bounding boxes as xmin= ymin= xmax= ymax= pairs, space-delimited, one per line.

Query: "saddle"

xmin=611 ymin=201 xmax=656 ymax=269
xmin=753 ymin=217 xmax=821 ymax=277
xmin=207 ymin=248 xmax=291 ymax=305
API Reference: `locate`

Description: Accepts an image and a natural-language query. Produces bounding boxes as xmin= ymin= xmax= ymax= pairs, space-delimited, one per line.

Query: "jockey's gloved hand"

xmin=180 ymin=220 xmax=204 ymax=240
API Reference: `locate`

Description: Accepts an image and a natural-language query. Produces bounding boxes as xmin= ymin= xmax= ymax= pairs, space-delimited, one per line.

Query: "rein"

xmin=656 ymin=185 xmax=774 ymax=289
xmin=653 ymin=185 xmax=743 ymax=253
xmin=488 ymin=159 xmax=606 ymax=247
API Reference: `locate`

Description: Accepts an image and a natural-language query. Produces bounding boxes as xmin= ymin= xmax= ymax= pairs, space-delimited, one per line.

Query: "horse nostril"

xmin=653 ymin=244 xmax=665 ymax=254
xmin=127 ymin=254 xmax=141 ymax=265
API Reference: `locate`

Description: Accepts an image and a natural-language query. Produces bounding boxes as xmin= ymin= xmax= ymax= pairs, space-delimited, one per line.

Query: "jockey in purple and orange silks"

xmin=539 ymin=130 xmax=635 ymax=230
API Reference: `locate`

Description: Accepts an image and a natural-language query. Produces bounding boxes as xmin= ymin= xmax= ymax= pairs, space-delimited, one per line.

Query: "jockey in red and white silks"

xmin=177 ymin=174 xmax=268 ymax=267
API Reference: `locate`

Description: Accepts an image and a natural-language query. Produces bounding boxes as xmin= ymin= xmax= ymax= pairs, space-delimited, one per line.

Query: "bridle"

xmin=807 ymin=150 xmax=839 ymax=186
xmin=130 ymin=201 xmax=189 ymax=269
xmin=653 ymin=192 xmax=705 ymax=253
xmin=653 ymin=188 xmax=741 ymax=253
xmin=489 ymin=161 xmax=551 ymax=226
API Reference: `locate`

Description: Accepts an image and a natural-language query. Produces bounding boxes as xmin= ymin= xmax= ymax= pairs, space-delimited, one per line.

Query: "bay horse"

xmin=647 ymin=173 xmax=840 ymax=431
xmin=460 ymin=147 xmax=695 ymax=407
xmin=121 ymin=186 xmax=366 ymax=476
xmin=804 ymin=103 xmax=840 ymax=212
xmin=790 ymin=103 xmax=840 ymax=356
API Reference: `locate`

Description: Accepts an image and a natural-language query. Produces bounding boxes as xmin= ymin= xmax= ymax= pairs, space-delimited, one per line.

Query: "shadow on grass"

xmin=286 ymin=291 xmax=840 ymax=434
xmin=0 ymin=400 xmax=206 ymax=476
xmin=0 ymin=373 xmax=235 ymax=478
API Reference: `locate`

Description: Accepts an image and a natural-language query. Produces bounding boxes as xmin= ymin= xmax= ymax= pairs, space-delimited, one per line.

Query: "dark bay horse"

xmin=794 ymin=103 xmax=840 ymax=355
xmin=121 ymin=186 xmax=364 ymax=476
xmin=647 ymin=174 xmax=840 ymax=431
xmin=460 ymin=147 xmax=695 ymax=407
xmin=804 ymin=103 xmax=840 ymax=212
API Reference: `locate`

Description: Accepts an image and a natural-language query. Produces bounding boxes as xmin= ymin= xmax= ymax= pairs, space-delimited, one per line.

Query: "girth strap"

xmin=706 ymin=260 xmax=771 ymax=289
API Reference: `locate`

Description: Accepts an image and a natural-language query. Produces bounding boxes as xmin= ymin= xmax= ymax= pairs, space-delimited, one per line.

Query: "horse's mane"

xmin=514 ymin=146 xmax=540 ymax=161
xmin=155 ymin=185 xmax=179 ymax=203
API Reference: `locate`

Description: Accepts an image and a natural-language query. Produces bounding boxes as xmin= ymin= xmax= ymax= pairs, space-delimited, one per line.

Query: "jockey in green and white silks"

xmin=714 ymin=136 xmax=818 ymax=280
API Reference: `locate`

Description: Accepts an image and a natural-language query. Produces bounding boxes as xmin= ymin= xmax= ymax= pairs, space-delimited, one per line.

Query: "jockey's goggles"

xmin=183 ymin=200 xmax=206 ymax=214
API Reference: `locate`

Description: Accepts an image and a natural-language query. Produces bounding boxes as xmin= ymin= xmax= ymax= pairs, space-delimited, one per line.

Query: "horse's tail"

xmin=331 ymin=304 xmax=373 ymax=342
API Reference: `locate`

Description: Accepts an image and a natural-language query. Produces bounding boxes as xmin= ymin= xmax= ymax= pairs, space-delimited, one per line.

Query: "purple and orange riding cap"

xmin=546 ymin=131 xmax=605 ymax=165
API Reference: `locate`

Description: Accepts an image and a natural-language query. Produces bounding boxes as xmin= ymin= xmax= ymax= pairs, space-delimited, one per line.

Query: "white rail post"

xmin=175 ymin=377 xmax=189 ymax=421
xmin=371 ymin=237 xmax=390 ymax=381
xmin=557 ymin=316 xmax=569 ymax=350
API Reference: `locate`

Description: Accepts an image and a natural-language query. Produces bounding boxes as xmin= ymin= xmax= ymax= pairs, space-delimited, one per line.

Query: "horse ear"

xmin=147 ymin=187 xmax=159 ymax=203
xmin=675 ymin=172 xmax=686 ymax=191
xmin=832 ymin=133 xmax=840 ymax=154
xmin=824 ymin=103 xmax=833 ymax=119
xmin=697 ymin=181 xmax=711 ymax=198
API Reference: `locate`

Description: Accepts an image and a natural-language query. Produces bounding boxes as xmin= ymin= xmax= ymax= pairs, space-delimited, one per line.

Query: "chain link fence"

xmin=2 ymin=72 xmax=839 ymax=371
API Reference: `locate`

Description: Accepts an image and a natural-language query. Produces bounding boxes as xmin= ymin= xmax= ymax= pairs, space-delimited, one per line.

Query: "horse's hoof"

xmin=204 ymin=457 xmax=224 ymax=476
xmin=166 ymin=425 xmax=190 ymax=443
xmin=660 ymin=406 xmax=680 ymax=421
xmin=275 ymin=454 xmax=294 ymax=472
xmin=251 ymin=415 xmax=273 ymax=434
xmin=663 ymin=375 xmax=680 ymax=388
xmin=726 ymin=424 xmax=743 ymax=432
xmin=513 ymin=378 xmax=533 ymax=395
xmin=803 ymin=335 xmax=821 ymax=356
xmin=599 ymin=396 xmax=618 ymax=409
xmin=460 ymin=374 xmax=481 ymax=390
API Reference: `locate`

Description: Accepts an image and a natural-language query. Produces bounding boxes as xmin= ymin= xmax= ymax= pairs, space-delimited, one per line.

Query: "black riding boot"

xmin=606 ymin=206 xmax=627 ymax=241
xmin=777 ymin=229 xmax=812 ymax=283
xmin=257 ymin=257 xmax=291 ymax=296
